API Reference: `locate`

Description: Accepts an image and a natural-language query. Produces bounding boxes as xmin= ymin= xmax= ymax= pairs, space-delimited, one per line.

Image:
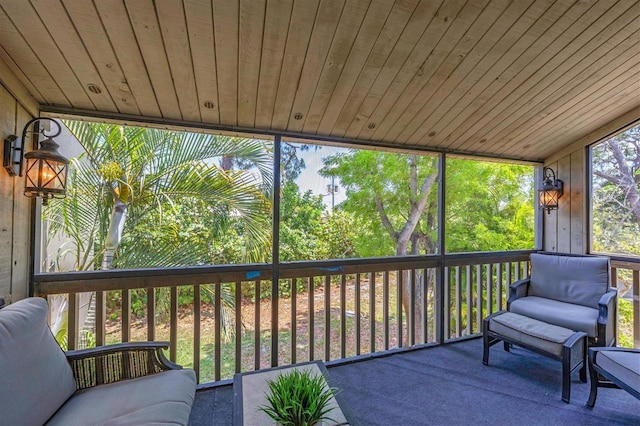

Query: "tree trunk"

xmin=102 ymin=199 xmax=128 ymax=270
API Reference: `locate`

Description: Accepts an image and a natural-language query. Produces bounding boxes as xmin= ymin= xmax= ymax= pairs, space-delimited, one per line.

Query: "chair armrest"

xmin=507 ymin=278 xmax=530 ymax=309
xmin=66 ymin=341 xmax=182 ymax=390
xmin=596 ymin=289 xmax=617 ymax=346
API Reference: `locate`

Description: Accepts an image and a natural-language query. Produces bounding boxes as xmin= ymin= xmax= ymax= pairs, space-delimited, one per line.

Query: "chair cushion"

xmin=529 ymin=253 xmax=609 ymax=308
xmin=509 ymin=296 xmax=598 ymax=337
xmin=0 ymin=298 xmax=77 ymax=425
xmin=596 ymin=351 xmax=640 ymax=393
xmin=47 ymin=369 xmax=196 ymax=425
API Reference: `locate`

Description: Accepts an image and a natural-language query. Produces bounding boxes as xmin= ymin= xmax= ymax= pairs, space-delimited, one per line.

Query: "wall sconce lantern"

xmin=2 ymin=117 xmax=68 ymax=205
xmin=538 ymin=166 xmax=563 ymax=214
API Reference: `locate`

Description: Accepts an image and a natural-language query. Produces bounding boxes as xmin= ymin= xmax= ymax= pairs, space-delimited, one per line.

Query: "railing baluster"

xmin=476 ymin=264 xmax=482 ymax=329
xmin=497 ymin=263 xmax=503 ymax=311
xmin=515 ymin=262 xmax=521 ymax=281
xmin=95 ymin=291 xmax=106 ymax=346
xmin=455 ymin=266 xmax=461 ymax=338
xmin=409 ymin=269 xmax=415 ymax=346
xmin=422 ymin=268 xmax=428 ymax=344
xmin=369 ymin=272 xmax=375 ymax=353
xmin=170 ymin=286 xmax=178 ymax=362
xmin=214 ymin=283 xmax=221 ymax=381
xmin=465 ymin=265 xmax=472 ymax=335
xmin=486 ymin=264 xmax=492 ymax=316
xmin=308 ymin=276 xmax=314 ymax=361
xmin=122 ymin=289 xmax=130 ymax=343
xmin=443 ymin=267 xmax=449 ymax=340
xmin=147 ymin=288 xmax=155 ymax=341
xmin=383 ymin=271 xmax=389 ymax=350
xmin=324 ymin=275 xmax=331 ymax=361
xmin=340 ymin=275 xmax=346 ymax=359
xmin=397 ymin=270 xmax=403 ymax=348
xmin=194 ymin=284 xmax=201 ymax=383
xmin=633 ymin=270 xmax=639 ymax=348
xmin=355 ymin=274 xmax=361 ymax=355
xmin=255 ymin=280 xmax=261 ymax=370
xmin=291 ymin=278 xmax=297 ymax=365
xmin=235 ymin=281 xmax=242 ymax=373
xmin=68 ymin=292 xmax=78 ymax=350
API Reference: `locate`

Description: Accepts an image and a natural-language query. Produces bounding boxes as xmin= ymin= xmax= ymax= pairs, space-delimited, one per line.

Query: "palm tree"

xmin=44 ymin=121 xmax=273 ymax=346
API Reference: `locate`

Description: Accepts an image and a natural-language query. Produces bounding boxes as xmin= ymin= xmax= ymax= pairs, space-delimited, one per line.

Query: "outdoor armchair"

xmin=0 ymin=297 xmax=196 ymax=425
xmin=507 ymin=253 xmax=616 ymax=347
xmin=586 ymin=347 xmax=640 ymax=407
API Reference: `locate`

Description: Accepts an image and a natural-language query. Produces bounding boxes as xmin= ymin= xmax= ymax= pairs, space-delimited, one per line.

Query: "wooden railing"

xmin=34 ymin=250 xmax=640 ymax=384
xmin=610 ymin=257 xmax=640 ymax=348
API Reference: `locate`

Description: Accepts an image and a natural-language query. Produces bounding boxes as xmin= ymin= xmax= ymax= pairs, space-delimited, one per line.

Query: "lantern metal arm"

xmin=539 ymin=166 xmax=564 ymax=214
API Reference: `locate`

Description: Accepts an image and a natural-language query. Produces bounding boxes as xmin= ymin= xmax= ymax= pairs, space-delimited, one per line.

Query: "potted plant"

xmin=259 ymin=368 xmax=340 ymax=426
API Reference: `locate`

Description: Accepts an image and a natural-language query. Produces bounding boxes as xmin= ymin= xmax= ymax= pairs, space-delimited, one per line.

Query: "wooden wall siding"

xmin=0 ymin=83 xmax=32 ymax=303
xmin=542 ymin=149 xmax=586 ymax=254
xmin=0 ymin=0 xmax=638 ymax=162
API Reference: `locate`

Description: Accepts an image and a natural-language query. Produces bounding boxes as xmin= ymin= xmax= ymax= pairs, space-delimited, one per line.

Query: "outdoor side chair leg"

xmin=483 ymin=333 xmax=490 ymax=365
xmin=503 ymin=341 xmax=510 ymax=352
xmin=562 ymin=346 xmax=571 ymax=403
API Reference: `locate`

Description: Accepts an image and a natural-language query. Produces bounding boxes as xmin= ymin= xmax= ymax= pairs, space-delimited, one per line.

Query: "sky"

xmin=293 ymin=144 xmax=347 ymax=210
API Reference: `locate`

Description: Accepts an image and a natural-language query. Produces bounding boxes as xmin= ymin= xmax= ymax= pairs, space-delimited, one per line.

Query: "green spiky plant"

xmin=259 ymin=369 xmax=339 ymax=426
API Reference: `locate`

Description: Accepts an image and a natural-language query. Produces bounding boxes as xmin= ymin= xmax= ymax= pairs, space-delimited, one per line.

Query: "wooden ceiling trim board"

xmin=0 ymin=54 xmax=39 ymax=116
xmin=237 ymin=0 xmax=265 ymax=128
xmin=0 ymin=6 xmax=66 ymax=106
xmin=363 ymin=0 xmax=489 ymax=142
xmin=317 ymin=0 xmax=400 ymax=134
xmin=427 ymin=0 xmax=573 ymax=150
xmin=156 ymin=0 xmax=200 ymax=122
xmin=510 ymin=69 xmax=639 ymax=159
xmin=271 ymin=0 xmax=320 ymax=130
xmin=493 ymin=26 xmax=640 ymax=154
xmin=544 ymin=107 xmax=639 ymax=164
xmin=330 ymin=0 xmax=423 ymax=137
xmin=301 ymin=0 xmax=371 ymax=134
xmin=61 ymin=0 xmax=140 ymax=115
xmin=532 ymin=86 xmax=640 ymax=160
xmin=184 ymin=0 xmax=220 ymax=124
xmin=1 ymin=0 xmax=93 ymax=109
xmin=442 ymin=0 xmax=610 ymax=151
xmin=468 ymin=2 xmax=639 ymax=154
xmin=286 ymin=0 xmax=345 ymax=132
xmin=405 ymin=0 xmax=552 ymax=146
xmin=213 ymin=0 xmax=239 ymax=125
xmin=340 ymin=0 xmax=444 ymax=139
xmin=255 ymin=0 xmax=293 ymax=129
xmin=515 ymin=69 xmax=640 ymax=158
xmin=94 ymin=0 xmax=160 ymax=118
xmin=394 ymin=0 xmax=533 ymax=145
xmin=32 ymin=0 xmax=118 ymax=113
xmin=126 ymin=0 xmax=181 ymax=119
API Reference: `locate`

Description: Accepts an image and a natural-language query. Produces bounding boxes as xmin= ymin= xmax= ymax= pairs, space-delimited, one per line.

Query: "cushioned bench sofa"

xmin=0 ymin=297 xmax=196 ymax=425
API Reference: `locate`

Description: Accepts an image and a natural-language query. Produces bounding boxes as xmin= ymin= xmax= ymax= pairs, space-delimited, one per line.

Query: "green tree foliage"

xmin=446 ymin=159 xmax=534 ymax=252
xmin=592 ymin=126 xmax=640 ymax=256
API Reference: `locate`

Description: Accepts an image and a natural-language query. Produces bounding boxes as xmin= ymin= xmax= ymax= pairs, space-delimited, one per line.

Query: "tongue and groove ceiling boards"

xmin=0 ymin=0 xmax=638 ymax=161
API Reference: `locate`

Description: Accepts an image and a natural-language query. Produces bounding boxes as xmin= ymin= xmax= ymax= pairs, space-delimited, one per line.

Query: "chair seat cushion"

xmin=596 ymin=351 xmax=640 ymax=393
xmin=47 ymin=369 xmax=196 ymax=425
xmin=509 ymin=296 xmax=598 ymax=337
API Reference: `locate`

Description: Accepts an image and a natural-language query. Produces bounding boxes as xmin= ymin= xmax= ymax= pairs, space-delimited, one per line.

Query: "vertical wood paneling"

xmin=569 ymin=150 xmax=585 ymax=254
xmin=543 ymin=163 xmax=558 ymax=252
xmin=556 ymin=155 xmax=571 ymax=252
xmin=0 ymin=85 xmax=16 ymax=301
xmin=10 ymin=105 xmax=29 ymax=300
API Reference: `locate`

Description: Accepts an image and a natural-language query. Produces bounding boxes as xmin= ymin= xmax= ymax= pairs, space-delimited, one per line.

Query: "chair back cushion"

xmin=529 ymin=253 xmax=610 ymax=308
xmin=0 ymin=297 xmax=77 ymax=425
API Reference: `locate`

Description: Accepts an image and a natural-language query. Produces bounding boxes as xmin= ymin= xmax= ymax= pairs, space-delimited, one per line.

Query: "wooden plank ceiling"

xmin=0 ymin=0 xmax=638 ymax=161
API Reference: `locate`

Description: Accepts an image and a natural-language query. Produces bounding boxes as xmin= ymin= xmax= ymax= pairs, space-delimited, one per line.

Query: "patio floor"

xmin=188 ymin=338 xmax=638 ymax=425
